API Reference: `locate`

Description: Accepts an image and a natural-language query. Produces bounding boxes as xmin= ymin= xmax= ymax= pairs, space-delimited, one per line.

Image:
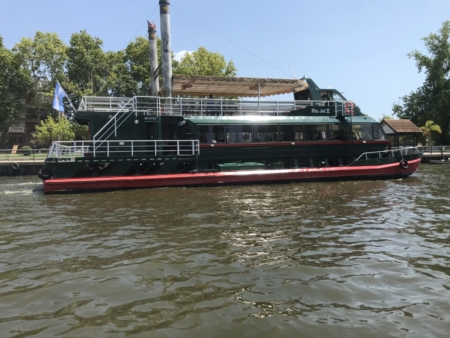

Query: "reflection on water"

xmin=1 ymin=166 xmax=450 ymax=337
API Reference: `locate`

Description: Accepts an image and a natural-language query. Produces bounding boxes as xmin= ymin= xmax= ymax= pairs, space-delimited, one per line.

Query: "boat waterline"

xmin=43 ymin=158 xmax=421 ymax=192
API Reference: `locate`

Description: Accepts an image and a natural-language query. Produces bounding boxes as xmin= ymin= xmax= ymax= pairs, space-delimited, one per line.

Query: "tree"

xmin=420 ymin=120 xmax=442 ymax=145
xmin=104 ymin=50 xmax=137 ymax=97
xmin=122 ymin=36 xmax=154 ymax=96
xmin=174 ymin=46 xmax=237 ymax=77
xmin=13 ymin=32 xmax=67 ymax=114
xmin=393 ymin=21 xmax=450 ymax=144
xmin=32 ymin=115 xmax=76 ymax=146
xmin=0 ymin=36 xmax=31 ymax=146
xmin=13 ymin=32 xmax=67 ymax=83
xmin=379 ymin=113 xmax=395 ymax=122
xmin=66 ymin=31 xmax=108 ymax=106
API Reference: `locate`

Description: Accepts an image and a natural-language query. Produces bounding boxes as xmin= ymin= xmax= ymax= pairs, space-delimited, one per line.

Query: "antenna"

xmin=288 ymin=66 xmax=297 ymax=79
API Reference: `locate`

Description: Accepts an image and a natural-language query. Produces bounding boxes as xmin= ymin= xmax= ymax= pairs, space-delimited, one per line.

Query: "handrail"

xmin=416 ymin=145 xmax=450 ymax=154
xmin=78 ymin=96 xmax=342 ymax=117
xmin=93 ymin=96 xmax=136 ymax=142
xmin=46 ymin=140 xmax=200 ymax=161
xmin=353 ymin=146 xmax=420 ymax=162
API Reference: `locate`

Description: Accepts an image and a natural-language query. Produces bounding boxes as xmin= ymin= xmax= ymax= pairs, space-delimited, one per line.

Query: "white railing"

xmin=79 ymin=96 xmax=135 ymax=112
xmin=416 ymin=146 xmax=450 ymax=154
xmin=79 ymin=96 xmax=341 ymax=117
xmin=92 ymin=96 xmax=136 ymax=142
xmin=46 ymin=140 xmax=200 ymax=160
xmin=353 ymin=146 xmax=420 ymax=162
xmin=83 ymin=96 xmax=347 ymax=148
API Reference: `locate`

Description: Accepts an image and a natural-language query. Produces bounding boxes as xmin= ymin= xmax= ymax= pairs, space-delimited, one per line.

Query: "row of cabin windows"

xmin=197 ymin=124 xmax=386 ymax=144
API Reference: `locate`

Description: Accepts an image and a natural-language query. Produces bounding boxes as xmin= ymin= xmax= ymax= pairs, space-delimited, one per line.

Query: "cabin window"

xmin=226 ymin=125 xmax=252 ymax=143
xmin=304 ymin=124 xmax=328 ymax=141
xmin=331 ymin=91 xmax=346 ymax=101
xmin=294 ymin=89 xmax=310 ymax=101
xmin=352 ymin=124 xmax=373 ymax=140
xmin=329 ymin=124 xmax=351 ymax=141
xmin=198 ymin=125 xmax=225 ymax=143
xmin=373 ymin=124 xmax=387 ymax=140
xmin=253 ymin=125 xmax=278 ymax=142
xmin=279 ymin=125 xmax=303 ymax=141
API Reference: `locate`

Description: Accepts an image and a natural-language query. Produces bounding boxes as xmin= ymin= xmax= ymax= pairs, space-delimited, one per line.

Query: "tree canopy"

xmin=393 ymin=21 xmax=450 ymax=144
xmin=174 ymin=46 xmax=237 ymax=77
xmin=0 ymin=36 xmax=31 ymax=145
xmin=1 ymin=29 xmax=237 ymax=146
xmin=420 ymin=120 xmax=442 ymax=146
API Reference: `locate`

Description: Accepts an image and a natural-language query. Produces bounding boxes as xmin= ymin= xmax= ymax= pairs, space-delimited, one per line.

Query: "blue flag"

xmin=52 ymin=82 xmax=66 ymax=112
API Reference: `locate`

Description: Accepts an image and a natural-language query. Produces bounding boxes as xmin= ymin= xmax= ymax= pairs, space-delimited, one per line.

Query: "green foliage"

xmin=174 ymin=46 xmax=237 ymax=77
xmin=13 ymin=32 xmax=67 ymax=114
xmin=4 ymin=29 xmax=238 ymax=145
xmin=379 ymin=113 xmax=395 ymax=122
xmin=72 ymin=123 xmax=89 ymax=140
xmin=13 ymin=31 xmax=66 ymax=82
xmin=0 ymin=35 xmax=31 ymax=146
xmin=420 ymin=120 xmax=442 ymax=145
xmin=393 ymin=21 xmax=450 ymax=144
xmin=21 ymin=145 xmax=32 ymax=156
xmin=66 ymin=30 xmax=109 ymax=106
xmin=32 ymin=116 xmax=76 ymax=146
xmin=353 ymin=105 xmax=363 ymax=116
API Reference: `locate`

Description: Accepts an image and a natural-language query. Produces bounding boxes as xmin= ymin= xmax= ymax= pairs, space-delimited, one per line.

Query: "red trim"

xmin=200 ymin=140 xmax=390 ymax=148
xmin=43 ymin=158 xmax=421 ymax=193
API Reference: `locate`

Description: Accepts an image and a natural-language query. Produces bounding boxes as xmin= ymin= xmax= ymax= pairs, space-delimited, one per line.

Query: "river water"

xmin=1 ymin=165 xmax=450 ymax=337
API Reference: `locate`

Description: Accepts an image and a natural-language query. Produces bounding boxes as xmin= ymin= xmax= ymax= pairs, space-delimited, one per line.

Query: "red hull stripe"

xmin=43 ymin=158 xmax=421 ymax=192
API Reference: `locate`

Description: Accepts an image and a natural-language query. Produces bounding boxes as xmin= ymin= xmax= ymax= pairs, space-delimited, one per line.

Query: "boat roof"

xmin=172 ymin=74 xmax=309 ymax=97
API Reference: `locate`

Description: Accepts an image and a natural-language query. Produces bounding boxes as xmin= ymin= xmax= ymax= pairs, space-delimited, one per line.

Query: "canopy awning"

xmin=172 ymin=74 xmax=309 ymax=97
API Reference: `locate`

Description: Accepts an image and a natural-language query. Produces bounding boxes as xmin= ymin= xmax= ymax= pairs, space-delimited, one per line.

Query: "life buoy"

xmin=12 ymin=162 xmax=19 ymax=170
xmin=38 ymin=168 xmax=53 ymax=180
xmin=345 ymin=101 xmax=355 ymax=115
xmin=400 ymin=160 xmax=408 ymax=169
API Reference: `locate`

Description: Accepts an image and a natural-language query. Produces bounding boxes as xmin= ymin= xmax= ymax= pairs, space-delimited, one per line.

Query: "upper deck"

xmin=77 ymin=95 xmax=353 ymax=118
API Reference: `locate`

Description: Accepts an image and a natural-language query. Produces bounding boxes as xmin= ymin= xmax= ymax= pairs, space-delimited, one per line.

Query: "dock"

xmin=0 ymin=159 xmax=44 ymax=176
xmin=418 ymin=146 xmax=450 ymax=162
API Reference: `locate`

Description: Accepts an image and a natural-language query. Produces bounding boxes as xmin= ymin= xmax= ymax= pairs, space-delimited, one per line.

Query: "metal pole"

xmin=159 ymin=0 xmax=172 ymax=98
xmin=148 ymin=21 xmax=160 ymax=96
xmin=258 ymin=82 xmax=260 ymax=115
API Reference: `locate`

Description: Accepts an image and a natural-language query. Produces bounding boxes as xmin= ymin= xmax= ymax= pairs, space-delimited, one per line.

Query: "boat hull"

xmin=43 ymin=158 xmax=421 ymax=193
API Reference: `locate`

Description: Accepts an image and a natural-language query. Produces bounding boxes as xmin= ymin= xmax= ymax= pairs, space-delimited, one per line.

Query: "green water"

xmin=0 ymin=164 xmax=449 ymax=337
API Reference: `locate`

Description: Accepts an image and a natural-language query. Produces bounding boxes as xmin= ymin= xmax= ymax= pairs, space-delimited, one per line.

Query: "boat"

xmin=38 ymin=76 xmax=422 ymax=193
xmin=37 ymin=1 xmax=422 ymax=193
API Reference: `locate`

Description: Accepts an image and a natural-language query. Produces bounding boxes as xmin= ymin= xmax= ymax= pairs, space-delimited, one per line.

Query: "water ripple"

xmin=1 ymin=168 xmax=450 ymax=337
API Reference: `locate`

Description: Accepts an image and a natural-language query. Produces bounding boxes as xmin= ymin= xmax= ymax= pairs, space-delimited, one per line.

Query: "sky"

xmin=1 ymin=0 xmax=449 ymax=120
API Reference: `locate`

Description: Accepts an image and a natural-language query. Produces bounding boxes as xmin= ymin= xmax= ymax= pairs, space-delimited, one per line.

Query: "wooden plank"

xmin=11 ymin=145 xmax=18 ymax=154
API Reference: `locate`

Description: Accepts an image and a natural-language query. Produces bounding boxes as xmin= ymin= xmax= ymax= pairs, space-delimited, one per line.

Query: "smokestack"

xmin=159 ymin=0 xmax=172 ymax=97
xmin=147 ymin=21 xmax=160 ymax=96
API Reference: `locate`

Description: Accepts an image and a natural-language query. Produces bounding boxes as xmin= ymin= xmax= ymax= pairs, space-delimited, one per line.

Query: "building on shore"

xmin=381 ymin=119 xmax=422 ymax=147
xmin=7 ymin=79 xmax=50 ymax=148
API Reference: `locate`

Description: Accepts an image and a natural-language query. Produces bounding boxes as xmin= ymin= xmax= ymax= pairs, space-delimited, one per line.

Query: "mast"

xmin=159 ymin=0 xmax=172 ymax=97
xmin=147 ymin=21 xmax=160 ymax=96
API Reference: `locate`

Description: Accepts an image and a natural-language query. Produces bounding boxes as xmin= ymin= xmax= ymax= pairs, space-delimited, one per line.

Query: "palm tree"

xmin=420 ymin=120 xmax=442 ymax=146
